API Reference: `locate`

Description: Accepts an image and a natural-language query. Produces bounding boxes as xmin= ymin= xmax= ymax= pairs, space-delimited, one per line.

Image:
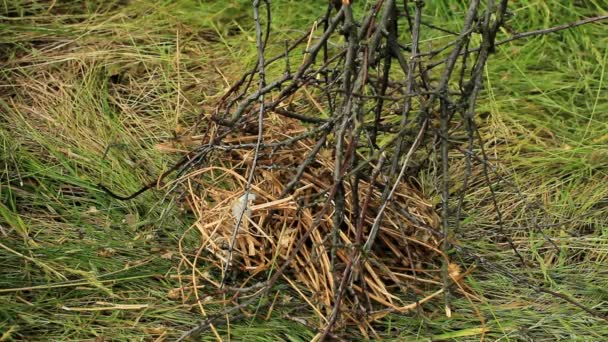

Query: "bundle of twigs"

xmin=164 ymin=0 xmax=498 ymax=338
xmin=97 ymin=0 xmax=608 ymax=339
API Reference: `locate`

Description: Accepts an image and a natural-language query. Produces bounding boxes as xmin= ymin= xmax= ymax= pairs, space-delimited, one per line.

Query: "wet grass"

xmin=1 ymin=0 xmax=607 ymax=340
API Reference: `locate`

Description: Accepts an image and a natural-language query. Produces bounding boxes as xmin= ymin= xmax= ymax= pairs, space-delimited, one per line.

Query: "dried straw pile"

xmin=174 ymin=114 xmax=456 ymax=334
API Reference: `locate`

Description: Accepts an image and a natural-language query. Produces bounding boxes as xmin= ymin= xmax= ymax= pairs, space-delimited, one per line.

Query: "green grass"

xmin=1 ymin=0 xmax=607 ymax=341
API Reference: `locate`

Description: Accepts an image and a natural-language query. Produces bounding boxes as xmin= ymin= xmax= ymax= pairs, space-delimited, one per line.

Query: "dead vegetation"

xmin=173 ymin=114 xmax=455 ymax=337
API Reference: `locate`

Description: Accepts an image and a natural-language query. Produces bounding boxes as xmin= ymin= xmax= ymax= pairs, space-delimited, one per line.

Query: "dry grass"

xmin=170 ymin=114 xmax=464 ymax=335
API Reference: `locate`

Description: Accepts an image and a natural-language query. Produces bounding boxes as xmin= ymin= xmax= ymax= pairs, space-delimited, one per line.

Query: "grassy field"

xmin=1 ymin=0 xmax=607 ymax=341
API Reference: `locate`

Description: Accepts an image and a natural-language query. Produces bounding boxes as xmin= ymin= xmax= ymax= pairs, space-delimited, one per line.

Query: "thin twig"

xmin=221 ymin=0 xmax=270 ymax=287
